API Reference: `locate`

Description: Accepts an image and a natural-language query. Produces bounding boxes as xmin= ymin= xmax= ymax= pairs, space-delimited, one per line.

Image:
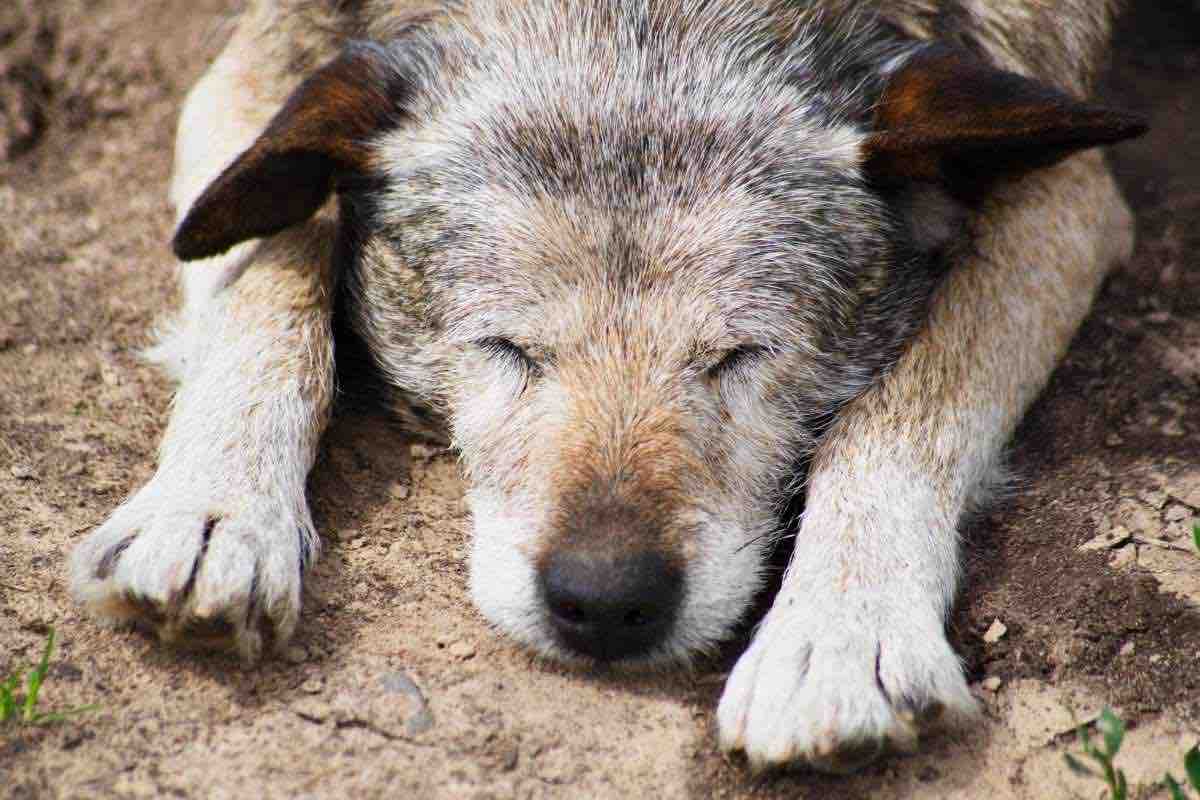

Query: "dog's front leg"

xmin=69 ymin=229 xmax=336 ymax=663
xmin=718 ymin=150 xmax=1135 ymax=771
xmin=69 ymin=12 xmax=338 ymax=662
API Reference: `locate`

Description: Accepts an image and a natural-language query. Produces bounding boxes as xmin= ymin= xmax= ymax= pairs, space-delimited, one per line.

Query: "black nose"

xmin=538 ymin=550 xmax=683 ymax=662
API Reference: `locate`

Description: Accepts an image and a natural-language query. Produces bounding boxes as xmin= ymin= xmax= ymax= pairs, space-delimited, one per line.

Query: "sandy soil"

xmin=2 ymin=1 xmax=1198 ymax=798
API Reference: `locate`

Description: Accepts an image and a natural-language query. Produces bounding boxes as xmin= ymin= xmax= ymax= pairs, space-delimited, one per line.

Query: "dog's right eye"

xmin=475 ymin=337 xmax=540 ymax=375
xmin=706 ymin=345 xmax=766 ymax=381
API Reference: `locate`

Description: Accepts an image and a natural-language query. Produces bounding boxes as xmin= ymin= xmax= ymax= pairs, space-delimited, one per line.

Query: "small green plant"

xmin=1164 ymin=747 xmax=1200 ymax=800
xmin=0 ymin=628 xmax=97 ymax=725
xmin=1065 ymin=709 xmax=1130 ymax=799
xmin=1065 ymin=539 xmax=1200 ymax=798
xmin=1064 ymin=708 xmax=1200 ymax=799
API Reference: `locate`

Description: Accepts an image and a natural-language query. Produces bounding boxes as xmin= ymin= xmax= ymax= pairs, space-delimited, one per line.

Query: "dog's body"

xmin=69 ymin=0 xmax=1142 ymax=773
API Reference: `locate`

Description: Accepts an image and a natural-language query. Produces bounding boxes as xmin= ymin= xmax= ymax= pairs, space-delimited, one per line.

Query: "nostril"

xmin=623 ymin=608 xmax=651 ymax=628
xmin=556 ymin=600 xmax=586 ymax=624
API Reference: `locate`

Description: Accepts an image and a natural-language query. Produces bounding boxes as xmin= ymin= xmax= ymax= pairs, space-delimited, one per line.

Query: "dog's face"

xmin=342 ymin=6 xmax=929 ymax=664
xmin=172 ymin=1 xmax=1144 ymax=666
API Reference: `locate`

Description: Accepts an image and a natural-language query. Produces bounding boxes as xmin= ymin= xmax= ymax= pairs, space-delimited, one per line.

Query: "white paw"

xmin=716 ymin=598 xmax=978 ymax=773
xmin=70 ymin=482 xmax=316 ymax=662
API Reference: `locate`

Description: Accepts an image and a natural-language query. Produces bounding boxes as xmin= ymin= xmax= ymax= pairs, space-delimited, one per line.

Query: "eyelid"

xmin=476 ymin=336 xmax=528 ymax=359
xmin=706 ymin=344 xmax=768 ymax=377
xmin=475 ymin=336 xmax=543 ymax=374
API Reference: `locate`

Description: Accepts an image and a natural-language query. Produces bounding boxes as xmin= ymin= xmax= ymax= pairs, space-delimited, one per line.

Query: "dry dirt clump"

xmin=2 ymin=2 xmax=1199 ymax=799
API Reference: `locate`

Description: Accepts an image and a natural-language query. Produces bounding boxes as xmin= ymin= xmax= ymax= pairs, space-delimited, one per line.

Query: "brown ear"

xmin=864 ymin=44 xmax=1147 ymax=195
xmin=173 ymin=42 xmax=405 ymax=261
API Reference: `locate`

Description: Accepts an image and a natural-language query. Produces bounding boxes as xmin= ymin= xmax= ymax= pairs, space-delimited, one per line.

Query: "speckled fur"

xmin=70 ymin=0 xmax=1135 ymax=774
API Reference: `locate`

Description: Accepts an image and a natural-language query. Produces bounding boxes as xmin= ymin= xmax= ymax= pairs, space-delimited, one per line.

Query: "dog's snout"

xmin=539 ymin=550 xmax=683 ymax=662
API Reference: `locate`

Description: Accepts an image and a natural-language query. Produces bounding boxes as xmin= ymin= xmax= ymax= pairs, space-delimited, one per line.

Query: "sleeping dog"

xmin=69 ymin=0 xmax=1144 ymax=773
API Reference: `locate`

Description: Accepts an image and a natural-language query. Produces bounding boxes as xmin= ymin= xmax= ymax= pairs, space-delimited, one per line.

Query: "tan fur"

xmin=828 ymin=151 xmax=1131 ymax=490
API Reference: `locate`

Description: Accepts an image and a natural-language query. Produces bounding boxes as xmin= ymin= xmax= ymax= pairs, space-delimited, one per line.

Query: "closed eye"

xmin=476 ymin=337 xmax=541 ymax=375
xmin=706 ymin=345 xmax=767 ymax=379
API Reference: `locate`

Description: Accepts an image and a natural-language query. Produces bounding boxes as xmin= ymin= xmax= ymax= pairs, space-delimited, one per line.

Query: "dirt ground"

xmin=1 ymin=1 xmax=1198 ymax=798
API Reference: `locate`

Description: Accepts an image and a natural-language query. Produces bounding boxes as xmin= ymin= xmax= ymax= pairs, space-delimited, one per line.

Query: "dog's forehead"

xmin=374 ymin=118 xmax=879 ymax=329
xmin=362 ymin=0 xmax=896 ymax=344
xmin=370 ymin=125 xmax=877 ymax=349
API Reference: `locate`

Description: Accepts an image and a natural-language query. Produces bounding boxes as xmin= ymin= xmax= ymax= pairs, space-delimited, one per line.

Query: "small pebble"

xmin=1109 ymin=546 xmax=1137 ymax=568
xmin=299 ymin=677 xmax=324 ymax=694
xmin=10 ymin=464 xmax=35 ymax=480
xmin=284 ymin=646 xmax=309 ymax=665
xmin=1161 ymin=418 xmax=1185 ymax=437
xmin=1137 ymin=489 xmax=1168 ymax=510
xmin=1105 ymin=433 xmax=1124 ymax=447
xmin=409 ymin=442 xmax=442 ymax=460
xmin=1164 ymin=504 xmax=1192 ymax=523
xmin=1166 ymin=478 xmax=1200 ymax=509
xmin=983 ymin=619 xmax=1008 ymax=644
xmin=448 ymin=641 xmax=476 ymax=660
xmin=1077 ymin=526 xmax=1132 ymax=552
xmin=291 ymin=697 xmax=332 ymax=721
xmin=1119 ymin=642 xmax=1135 ymax=657
xmin=1115 ymin=498 xmax=1160 ymax=536
xmin=981 ymin=677 xmax=1003 ymax=693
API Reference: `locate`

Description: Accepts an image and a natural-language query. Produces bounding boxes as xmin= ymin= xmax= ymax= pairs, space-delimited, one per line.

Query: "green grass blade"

xmin=1185 ymin=744 xmax=1200 ymax=791
xmin=1192 ymin=524 xmax=1199 ymax=554
xmin=1064 ymin=753 xmax=1095 ymax=777
xmin=1114 ymin=769 xmax=1128 ymax=800
xmin=22 ymin=627 xmax=55 ymax=723
xmin=32 ymin=704 xmax=101 ymax=725
xmin=1079 ymin=722 xmax=1094 ymax=753
xmin=1098 ymin=708 xmax=1126 ymax=758
xmin=0 ymin=675 xmax=18 ymax=722
xmin=1164 ymin=774 xmax=1187 ymax=800
xmin=1085 ymin=747 xmax=1112 ymax=769
xmin=1100 ymin=759 xmax=1120 ymax=800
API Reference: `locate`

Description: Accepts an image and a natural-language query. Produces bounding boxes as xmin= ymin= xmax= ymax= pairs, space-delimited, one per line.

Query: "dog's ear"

xmin=173 ymin=42 xmax=406 ymax=261
xmin=865 ymin=44 xmax=1147 ymax=188
xmin=864 ymin=44 xmax=1146 ymax=252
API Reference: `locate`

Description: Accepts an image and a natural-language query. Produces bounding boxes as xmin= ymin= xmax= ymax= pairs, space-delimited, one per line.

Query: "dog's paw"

xmin=70 ymin=485 xmax=315 ymax=662
xmin=716 ymin=600 xmax=978 ymax=774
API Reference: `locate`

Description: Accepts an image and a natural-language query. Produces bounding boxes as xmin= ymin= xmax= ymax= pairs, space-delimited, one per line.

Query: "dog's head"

xmin=174 ymin=1 xmax=1143 ymax=665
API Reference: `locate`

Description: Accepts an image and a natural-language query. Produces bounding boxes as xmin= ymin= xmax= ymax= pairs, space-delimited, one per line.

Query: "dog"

xmin=68 ymin=0 xmax=1145 ymax=774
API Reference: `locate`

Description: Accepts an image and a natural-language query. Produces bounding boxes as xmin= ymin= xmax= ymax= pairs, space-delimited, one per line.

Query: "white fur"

xmin=69 ymin=483 xmax=311 ymax=662
xmin=70 ymin=29 xmax=326 ymax=661
xmin=717 ymin=454 xmax=982 ymax=772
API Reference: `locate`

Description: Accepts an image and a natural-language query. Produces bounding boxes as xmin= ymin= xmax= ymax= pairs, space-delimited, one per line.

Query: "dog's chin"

xmin=466 ymin=491 xmax=770 ymax=672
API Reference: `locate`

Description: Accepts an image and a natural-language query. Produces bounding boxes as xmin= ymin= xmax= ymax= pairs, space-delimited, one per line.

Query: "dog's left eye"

xmin=476 ymin=337 xmax=541 ymax=375
xmin=706 ymin=345 xmax=766 ymax=380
